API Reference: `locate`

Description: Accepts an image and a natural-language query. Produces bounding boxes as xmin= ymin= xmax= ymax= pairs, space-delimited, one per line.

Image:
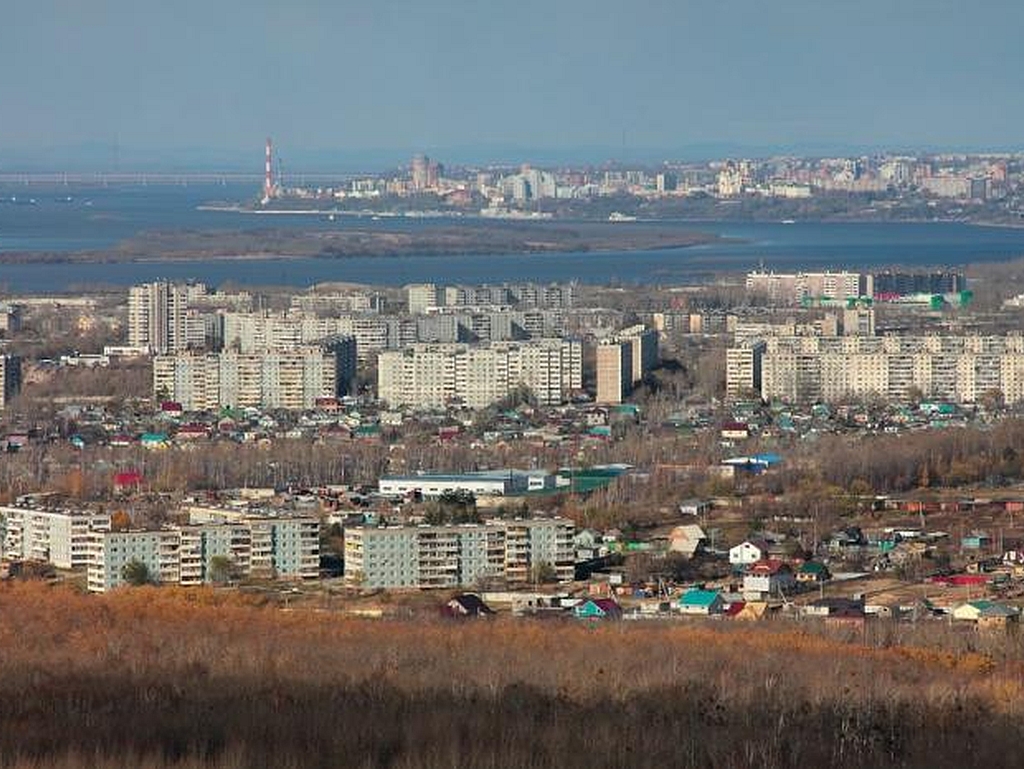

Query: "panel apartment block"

xmin=344 ymin=518 xmax=575 ymax=589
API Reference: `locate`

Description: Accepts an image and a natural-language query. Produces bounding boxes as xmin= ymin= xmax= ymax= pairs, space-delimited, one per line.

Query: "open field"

xmin=2 ymin=583 xmax=1024 ymax=768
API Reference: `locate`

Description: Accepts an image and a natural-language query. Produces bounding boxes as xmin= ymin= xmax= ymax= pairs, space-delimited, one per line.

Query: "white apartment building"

xmin=128 ymin=281 xmax=204 ymax=353
xmin=291 ymin=291 xmax=383 ymax=314
xmin=238 ymin=314 xmax=410 ymax=361
xmin=87 ymin=530 xmax=181 ymax=591
xmin=728 ymin=334 xmax=1024 ymax=404
xmin=406 ymin=283 xmax=442 ymax=314
xmin=725 ymin=342 xmax=765 ymax=399
xmin=86 ymin=516 xmax=319 ymax=593
xmin=1 ymin=506 xmax=111 ymax=569
xmin=377 ymin=339 xmax=582 ymax=409
xmin=153 ymin=341 xmax=355 ymax=410
xmin=344 ymin=517 xmax=575 ymax=589
xmin=745 ymin=271 xmax=873 ymax=304
xmin=433 ymin=283 xmax=574 ymax=310
xmin=221 ymin=311 xmax=360 ymax=353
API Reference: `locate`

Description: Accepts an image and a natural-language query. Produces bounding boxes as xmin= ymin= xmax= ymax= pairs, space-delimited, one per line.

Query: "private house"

xmin=669 ymin=525 xmax=707 ymax=559
xmin=729 ymin=539 xmax=769 ymax=566
xmin=723 ymin=601 xmax=746 ymax=618
xmin=140 ymin=432 xmax=169 ymax=450
xmin=742 ymin=559 xmax=795 ymax=598
xmin=442 ymin=593 xmax=495 ymax=618
xmin=679 ymin=499 xmax=712 ymax=517
xmin=573 ymin=598 xmax=623 ymax=620
xmin=797 ymin=561 xmax=831 ymax=584
xmin=733 ymin=601 xmax=770 ymax=621
xmin=174 ymin=424 xmax=211 ymax=442
xmin=864 ymin=604 xmax=909 ymax=621
xmin=804 ymin=598 xmax=866 ymax=623
xmin=574 ymin=529 xmax=609 ymax=561
xmin=720 ymin=422 xmax=750 ymax=440
xmin=677 ymin=588 xmax=725 ymax=615
xmin=951 ymin=600 xmax=1020 ymax=626
xmin=961 ymin=532 xmax=993 ymax=551
xmin=827 ymin=527 xmax=866 ymax=552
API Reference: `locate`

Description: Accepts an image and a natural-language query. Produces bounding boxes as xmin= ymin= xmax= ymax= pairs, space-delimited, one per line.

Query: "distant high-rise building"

xmin=0 ymin=355 xmax=21 ymax=410
xmin=595 ymin=324 xmax=658 ymax=403
xmin=411 ymin=154 xmax=429 ymax=191
xmin=596 ymin=341 xmax=631 ymax=404
xmin=426 ymin=158 xmax=441 ymax=189
xmin=128 ymin=282 xmax=193 ymax=353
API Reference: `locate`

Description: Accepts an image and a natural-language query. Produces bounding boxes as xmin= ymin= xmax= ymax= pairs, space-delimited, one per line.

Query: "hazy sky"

xmin=4 ymin=0 xmax=1024 ymax=166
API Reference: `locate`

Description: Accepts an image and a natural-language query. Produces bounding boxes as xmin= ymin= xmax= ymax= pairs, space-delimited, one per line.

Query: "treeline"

xmin=0 ymin=440 xmax=391 ymax=502
xmin=0 ymin=584 xmax=1023 ymax=768
xmin=805 ymin=418 xmax=1024 ymax=493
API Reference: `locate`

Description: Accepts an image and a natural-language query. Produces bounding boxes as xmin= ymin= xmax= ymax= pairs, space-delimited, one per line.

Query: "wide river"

xmin=2 ymin=182 xmax=1024 ymax=291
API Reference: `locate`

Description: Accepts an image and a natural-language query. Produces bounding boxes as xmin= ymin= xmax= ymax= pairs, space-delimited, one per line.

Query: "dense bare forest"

xmin=1 ymin=584 xmax=1023 ymax=768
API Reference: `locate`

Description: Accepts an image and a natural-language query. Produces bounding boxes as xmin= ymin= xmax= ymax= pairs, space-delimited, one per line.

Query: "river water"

xmin=1 ymin=182 xmax=1022 ymax=291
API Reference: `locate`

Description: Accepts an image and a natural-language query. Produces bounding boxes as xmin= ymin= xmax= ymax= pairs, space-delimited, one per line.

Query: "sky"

xmin=3 ymin=0 xmax=1024 ymax=169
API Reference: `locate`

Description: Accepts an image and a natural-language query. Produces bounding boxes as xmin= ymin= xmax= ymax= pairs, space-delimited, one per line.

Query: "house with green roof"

xmin=677 ymin=588 xmax=725 ymax=616
xmin=140 ymin=432 xmax=169 ymax=450
xmin=952 ymin=600 xmax=1020 ymax=624
xmin=573 ymin=598 xmax=623 ymax=620
xmin=796 ymin=561 xmax=831 ymax=584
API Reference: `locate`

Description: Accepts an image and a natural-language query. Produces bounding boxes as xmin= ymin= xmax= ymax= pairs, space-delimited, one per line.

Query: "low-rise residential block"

xmin=344 ymin=517 xmax=575 ymax=589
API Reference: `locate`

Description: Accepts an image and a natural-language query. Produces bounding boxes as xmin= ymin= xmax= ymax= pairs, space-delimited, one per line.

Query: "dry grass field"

xmin=1 ymin=583 xmax=1024 ymax=768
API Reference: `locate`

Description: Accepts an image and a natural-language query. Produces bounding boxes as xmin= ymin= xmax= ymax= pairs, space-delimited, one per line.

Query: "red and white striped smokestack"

xmin=264 ymin=138 xmax=273 ymax=201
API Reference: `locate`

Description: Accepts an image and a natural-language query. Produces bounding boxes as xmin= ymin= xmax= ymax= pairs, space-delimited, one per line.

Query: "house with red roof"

xmin=113 ymin=470 xmax=143 ymax=493
xmin=573 ymin=598 xmax=623 ymax=620
xmin=742 ymin=559 xmax=795 ymax=598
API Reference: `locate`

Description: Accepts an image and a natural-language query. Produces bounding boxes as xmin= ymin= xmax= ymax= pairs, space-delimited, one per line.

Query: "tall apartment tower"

xmin=0 ymin=355 xmax=21 ymax=411
xmin=596 ymin=341 xmax=631 ymax=404
xmin=594 ymin=325 xmax=658 ymax=404
xmin=128 ymin=282 xmax=191 ymax=353
xmin=411 ymin=154 xmax=429 ymax=191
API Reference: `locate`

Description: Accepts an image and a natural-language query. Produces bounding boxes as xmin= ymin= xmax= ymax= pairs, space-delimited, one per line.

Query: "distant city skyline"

xmin=4 ymin=0 xmax=1024 ymax=170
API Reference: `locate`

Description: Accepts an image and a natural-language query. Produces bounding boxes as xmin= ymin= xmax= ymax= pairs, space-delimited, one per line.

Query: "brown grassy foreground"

xmin=1 ymin=584 xmax=1023 ymax=768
